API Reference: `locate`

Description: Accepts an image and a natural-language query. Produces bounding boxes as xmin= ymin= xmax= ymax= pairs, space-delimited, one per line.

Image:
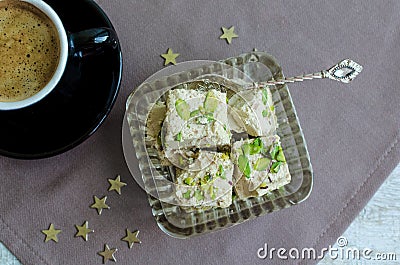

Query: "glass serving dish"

xmin=125 ymin=51 xmax=313 ymax=238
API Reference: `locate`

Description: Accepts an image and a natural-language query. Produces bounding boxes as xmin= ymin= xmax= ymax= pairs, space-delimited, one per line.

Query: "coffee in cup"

xmin=0 ymin=0 xmax=61 ymax=102
xmin=0 ymin=0 xmax=118 ymax=111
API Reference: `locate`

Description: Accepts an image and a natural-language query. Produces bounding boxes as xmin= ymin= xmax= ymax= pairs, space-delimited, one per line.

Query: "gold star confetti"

xmin=90 ymin=196 xmax=110 ymax=215
xmin=41 ymin=224 xmax=61 ymax=243
xmin=122 ymin=229 xmax=141 ymax=248
xmin=219 ymin=26 xmax=238 ymax=44
xmin=75 ymin=221 xmax=94 ymax=241
xmin=108 ymin=175 xmax=127 ymax=195
xmin=98 ymin=244 xmax=117 ymax=264
xmin=161 ymin=48 xmax=179 ymax=65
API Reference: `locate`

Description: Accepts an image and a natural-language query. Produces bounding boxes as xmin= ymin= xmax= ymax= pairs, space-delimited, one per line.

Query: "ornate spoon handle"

xmin=248 ymin=59 xmax=363 ymax=88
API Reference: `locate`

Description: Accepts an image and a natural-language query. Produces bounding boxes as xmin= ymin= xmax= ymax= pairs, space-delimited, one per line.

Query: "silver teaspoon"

xmin=246 ymin=59 xmax=363 ymax=88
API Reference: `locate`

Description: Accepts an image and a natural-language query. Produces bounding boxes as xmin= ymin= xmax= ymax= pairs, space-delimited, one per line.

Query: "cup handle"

xmin=68 ymin=27 xmax=118 ymax=59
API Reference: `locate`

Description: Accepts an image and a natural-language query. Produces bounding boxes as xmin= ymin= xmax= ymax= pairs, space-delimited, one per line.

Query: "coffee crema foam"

xmin=0 ymin=0 xmax=60 ymax=102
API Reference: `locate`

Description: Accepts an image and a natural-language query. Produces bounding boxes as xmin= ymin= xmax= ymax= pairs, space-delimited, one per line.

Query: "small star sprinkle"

xmin=42 ymin=224 xmax=61 ymax=243
xmin=108 ymin=175 xmax=127 ymax=195
xmin=219 ymin=26 xmax=238 ymax=44
xmin=161 ymin=48 xmax=179 ymax=65
xmin=90 ymin=196 xmax=110 ymax=215
xmin=75 ymin=221 xmax=94 ymax=241
xmin=98 ymin=244 xmax=117 ymax=264
xmin=122 ymin=229 xmax=141 ymax=248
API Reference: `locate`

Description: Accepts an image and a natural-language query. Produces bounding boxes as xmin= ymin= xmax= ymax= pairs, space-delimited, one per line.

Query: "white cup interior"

xmin=0 ymin=0 xmax=68 ymax=110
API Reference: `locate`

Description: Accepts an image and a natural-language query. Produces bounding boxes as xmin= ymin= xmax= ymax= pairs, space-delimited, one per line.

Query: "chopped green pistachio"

xmin=262 ymin=109 xmax=269 ymax=117
xmin=204 ymin=91 xmax=219 ymax=113
xmin=271 ymin=161 xmax=283 ymax=173
xmin=270 ymin=145 xmax=280 ymax=160
xmin=232 ymin=194 xmax=237 ymax=201
xmin=276 ymin=149 xmax=286 ymax=162
xmin=241 ymin=143 xmax=251 ymax=155
xmin=238 ymin=154 xmax=251 ymax=178
xmin=260 ymin=146 xmax=269 ymax=156
xmin=183 ymin=190 xmax=191 ymax=199
xmin=211 ymin=192 xmax=216 ymax=200
xmin=259 ymin=182 xmax=268 ymax=188
xmin=270 ymin=105 xmax=275 ymax=112
xmin=200 ymin=173 xmax=212 ymax=185
xmin=175 ymin=131 xmax=182 ymax=142
xmin=184 ymin=177 xmax=194 ymax=185
xmin=205 ymin=112 xmax=214 ymax=122
xmin=252 ymin=138 xmax=263 ymax=147
xmin=208 ymin=185 xmax=216 ymax=200
xmin=190 ymin=109 xmax=200 ymax=117
xmin=195 ymin=116 xmax=208 ymax=125
xmin=198 ymin=106 xmax=205 ymax=114
xmin=194 ymin=190 xmax=204 ymax=201
xmin=204 ymin=173 xmax=212 ymax=182
xmin=250 ymin=145 xmax=262 ymax=155
xmin=249 ymin=138 xmax=263 ymax=155
xmin=221 ymin=153 xmax=229 ymax=160
xmin=175 ymin=99 xmax=190 ymax=120
xmin=254 ymin=157 xmax=271 ymax=171
xmin=262 ymin=88 xmax=268 ymax=105
xmin=216 ymin=164 xmax=226 ymax=179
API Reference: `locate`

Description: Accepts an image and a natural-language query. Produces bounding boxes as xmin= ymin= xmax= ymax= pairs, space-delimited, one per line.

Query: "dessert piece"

xmin=163 ymin=87 xmax=231 ymax=150
xmin=231 ymin=135 xmax=291 ymax=199
xmin=174 ymin=152 xmax=233 ymax=209
xmin=146 ymin=101 xmax=166 ymax=140
xmin=228 ymin=87 xmax=277 ymax=137
xmin=145 ymin=101 xmax=172 ymax=166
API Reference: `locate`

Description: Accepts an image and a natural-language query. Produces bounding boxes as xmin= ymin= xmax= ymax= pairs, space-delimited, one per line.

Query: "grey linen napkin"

xmin=1 ymin=0 xmax=399 ymax=264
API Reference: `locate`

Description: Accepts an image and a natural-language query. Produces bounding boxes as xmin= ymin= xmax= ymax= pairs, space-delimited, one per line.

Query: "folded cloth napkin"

xmin=0 ymin=0 xmax=399 ymax=264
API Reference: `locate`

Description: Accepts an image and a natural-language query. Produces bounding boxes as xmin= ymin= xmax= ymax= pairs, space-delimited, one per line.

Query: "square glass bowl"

xmin=125 ymin=51 xmax=313 ymax=238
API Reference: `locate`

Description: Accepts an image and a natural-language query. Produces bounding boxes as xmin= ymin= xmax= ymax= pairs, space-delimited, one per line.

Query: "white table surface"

xmin=1 ymin=164 xmax=399 ymax=265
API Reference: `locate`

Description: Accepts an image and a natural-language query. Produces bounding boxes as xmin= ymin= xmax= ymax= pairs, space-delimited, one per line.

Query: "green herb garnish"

xmin=270 ymin=105 xmax=275 ymax=112
xmin=262 ymin=109 xmax=269 ymax=117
